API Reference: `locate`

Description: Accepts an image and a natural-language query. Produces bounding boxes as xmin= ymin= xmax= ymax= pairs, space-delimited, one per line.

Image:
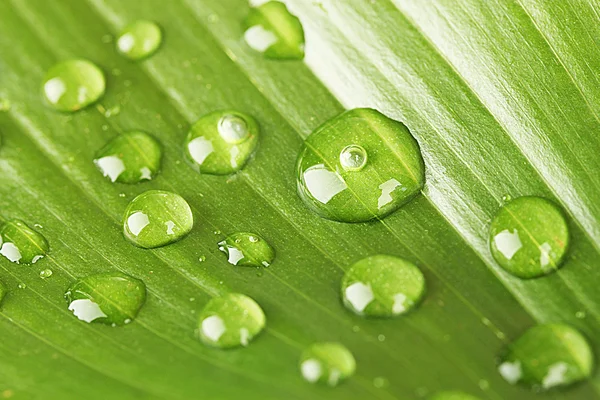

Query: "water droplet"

xmin=489 ymin=196 xmax=569 ymax=279
xmin=341 ymin=255 xmax=425 ymax=317
xmin=104 ymin=105 xmax=121 ymax=117
xmin=377 ymin=334 xmax=386 ymax=342
xmin=299 ymin=342 xmax=355 ymax=386
xmin=0 ymin=219 xmax=49 ymax=264
xmin=39 ymin=269 xmax=53 ymax=279
xmin=42 ymin=60 xmax=105 ymax=112
xmin=296 ymin=108 xmax=425 ymax=222
xmin=576 ymin=311 xmax=586 ymax=319
xmin=197 ymin=293 xmax=265 ymax=348
xmin=17 ymin=283 xmax=26 ymax=289
xmin=0 ymin=99 xmax=11 ymax=112
xmin=373 ymin=376 xmax=388 ymax=389
xmin=198 ymin=255 xmax=206 ymax=262
xmin=65 ymin=272 xmax=146 ymax=326
xmin=429 ymin=392 xmax=482 ymax=400
xmin=123 ymin=190 xmax=193 ymax=248
xmin=117 ymin=20 xmax=162 ymax=60
xmin=218 ymin=232 xmax=275 ymax=267
xmin=244 ymin=1 xmax=305 ymax=60
xmin=184 ymin=111 xmax=259 ymax=175
xmin=94 ymin=131 xmax=162 ymax=184
xmin=498 ymin=324 xmax=593 ymax=390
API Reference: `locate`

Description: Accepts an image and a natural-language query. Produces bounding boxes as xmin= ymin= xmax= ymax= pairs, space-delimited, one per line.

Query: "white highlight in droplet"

xmin=539 ymin=242 xmax=552 ymax=268
xmin=188 ymin=137 xmax=214 ymax=165
xmin=68 ymin=299 xmax=107 ymax=323
xmin=392 ymin=293 xmax=408 ymax=314
xmin=345 ymin=282 xmax=374 ymax=313
xmin=494 ymin=229 xmax=523 ymax=260
xmin=240 ymin=328 xmax=250 ymax=346
xmin=542 ymin=362 xmax=568 ymax=389
xmin=230 ymin=146 xmax=240 ymax=168
xmin=140 ymin=167 xmax=152 ymax=180
xmin=32 ymin=255 xmax=44 ymax=264
xmin=202 ymin=315 xmax=226 ymax=342
xmin=303 ymin=164 xmax=347 ymax=204
xmin=244 ymin=25 xmax=278 ymax=53
xmin=44 ymin=77 xmax=66 ymax=104
xmin=165 ymin=221 xmax=176 ymax=235
xmin=95 ymin=156 xmax=126 ymax=182
xmin=328 ymin=368 xmax=341 ymax=386
xmin=378 ymin=178 xmax=402 ymax=209
xmin=301 ymin=359 xmax=322 ymax=383
xmin=226 ymin=247 xmax=245 ymax=265
xmin=127 ymin=212 xmax=150 ymax=236
xmin=0 ymin=242 xmax=22 ymax=263
xmin=118 ymin=33 xmax=135 ymax=53
xmin=498 ymin=360 xmax=522 ymax=385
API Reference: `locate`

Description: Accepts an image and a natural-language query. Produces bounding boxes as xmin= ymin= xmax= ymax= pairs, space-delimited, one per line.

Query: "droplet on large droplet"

xmin=244 ymin=1 xmax=305 ymax=60
xmin=197 ymin=293 xmax=266 ymax=348
xmin=218 ymin=232 xmax=275 ymax=268
xmin=300 ymin=342 xmax=355 ymax=386
xmin=0 ymin=219 xmax=49 ymax=265
xmin=489 ymin=196 xmax=569 ymax=279
xmin=184 ymin=110 xmax=259 ymax=175
xmin=94 ymin=131 xmax=162 ymax=184
xmin=123 ymin=190 xmax=193 ymax=248
xmin=341 ymin=255 xmax=425 ymax=317
xmin=429 ymin=392 xmax=481 ymax=400
xmin=296 ymin=108 xmax=425 ymax=223
xmin=117 ymin=20 xmax=162 ymax=60
xmin=498 ymin=324 xmax=593 ymax=390
xmin=42 ymin=60 xmax=105 ymax=112
xmin=65 ymin=272 xmax=146 ymax=326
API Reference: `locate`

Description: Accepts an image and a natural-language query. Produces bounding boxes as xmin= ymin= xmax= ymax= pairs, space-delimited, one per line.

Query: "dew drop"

xmin=42 ymin=60 xmax=105 ymax=112
xmin=428 ymin=392 xmax=482 ymax=400
xmin=489 ymin=196 xmax=569 ymax=279
xmin=117 ymin=20 xmax=162 ymax=60
xmin=299 ymin=342 xmax=355 ymax=386
xmin=244 ymin=1 xmax=304 ymax=60
xmin=498 ymin=324 xmax=593 ymax=390
xmin=123 ymin=190 xmax=193 ymax=248
xmin=0 ymin=99 xmax=11 ymax=112
xmin=39 ymin=269 xmax=53 ymax=279
xmin=296 ymin=108 xmax=425 ymax=223
xmin=0 ymin=219 xmax=49 ymax=264
xmin=197 ymin=293 xmax=266 ymax=349
xmin=218 ymin=232 xmax=275 ymax=267
xmin=341 ymin=255 xmax=425 ymax=317
xmin=94 ymin=131 xmax=162 ymax=184
xmin=184 ymin=110 xmax=259 ymax=175
xmin=65 ymin=272 xmax=146 ymax=326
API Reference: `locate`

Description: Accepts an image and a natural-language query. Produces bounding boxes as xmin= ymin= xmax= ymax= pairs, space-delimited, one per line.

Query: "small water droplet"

xmin=42 ymin=60 xmax=105 ymax=112
xmin=244 ymin=1 xmax=305 ymax=60
xmin=576 ymin=311 xmax=586 ymax=319
xmin=104 ymin=105 xmax=121 ymax=117
xmin=17 ymin=283 xmax=26 ymax=289
xmin=373 ymin=376 xmax=388 ymax=389
xmin=498 ymin=324 xmax=593 ymax=390
xmin=184 ymin=111 xmax=259 ymax=175
xmin=341 ymin=255 xmax=425 ymax=317
xmin=123 ymin=190 xmax=193 ymax=248
xmin=0 ymin=219 xmax=49 ymax=264
xmin=94 ymin=131 xmax=162 ymax=184
xmin=208 ymin=13 xmax=219 ymax=23
xmin=198 ymin=293 xmax=265 ymax=348
xmin=0 ymin=99 xmax=11 ymax=112
xmin=377 ymin=334 xmax=385 ymax=342
xmin=352 ymin=325 xmax=360 ymax=333
xmin=297 ymin=109 xmax=425 ymax=222
xmin=117 ymin=20 xmax=162 ymax=60
xmin=478 ymin=379 xmax=489 ymax=391
xmin=198 ymin=255 xmax=206 ymax=262
xmin=299 ymin=342 xmax=355 ymax=386
xmin=65 ymin=272 xmax=146 ymax=326
xmin=218 ymin=232 xmax=275 ymax=267
xmin=429 ymin=392 xmax=482 ymax=400
xmin=489 ymin=196 xmax=569 ymax=278
xmin=39 ymin=269 xmax=53 ymax=279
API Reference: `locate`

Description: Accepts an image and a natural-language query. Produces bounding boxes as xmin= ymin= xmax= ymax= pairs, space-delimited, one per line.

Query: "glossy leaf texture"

xmin=1 ymin=0 xmax=599 ymax=399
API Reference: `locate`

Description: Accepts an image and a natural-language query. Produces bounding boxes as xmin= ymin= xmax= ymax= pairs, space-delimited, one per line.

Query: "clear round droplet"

xmin=39 ymin=269 xmax=53 ymax=279
xmin=299 ymin=342 xmax=356 ymax=386
xmin=339 ymin=144 xmax=367 ymax=172
xmin=184 ymin=110 xmax=259 ymax=175
xmin=94 ymin=131 xmax=162 ymax=184
xmin=117 ymin=20 xmax=162 ymax=60
xmin=65 ymin=272 xmax=146 ymax=326
xmin=197 ymin=293 xmax=266 ymax=349
xmin=489 ymin=196 xmax=569 ymax=279
xmin=42 ymin=59 xmax=105 ymax=112
xmin=498 ymin=324 xmax=593 ymax=391
xmin=0 ymin=219 xmax=49 ymax=265
xmin=218 ymin=232 xmax=275 ymax=268
xmin=341 ymin=255 xmax=425 ymax=317
xmin=296 ymin=108 xmax=425 ymax=223
xmin=244 ymin=1 xmax=305 ymax=60
xmin=123 ymin=190 xmax=193 ymax=249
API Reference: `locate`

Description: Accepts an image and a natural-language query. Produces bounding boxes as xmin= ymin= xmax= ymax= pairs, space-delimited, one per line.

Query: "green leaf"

xmin=0 ymin=0 xmax=599 ymax=399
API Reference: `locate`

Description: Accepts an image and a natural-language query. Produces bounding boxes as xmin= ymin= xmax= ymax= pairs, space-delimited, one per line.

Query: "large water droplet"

xmin=198 ymin=293 xmax=266 ymax=348
xmin=429 ymin=392 xmax=481 ymax=400
xmin=341 ymin=255 xmax=425 ymax=317
xmin=117 ymin=20 xmax=162 ymax=60
xmin=489 ymin=196 xmax=569 ymax=279
xmin=184 ymin=111 xmax=259 ymax=175
xmin=123 ymin=190 xmax=193 ymax=248
xmin=296 ymin=108 xmax=425 ymax=223
xmin=244 ymin=1 xmax=305 ymax=60
xmin=0 ymin=219 xmax=49 ymax=264
xmin=218 ymin=232 xmax=275 ymax=267
xmin=94 ymin=131 xmax=162 ymax=184
xmin=300 ymin=342 xmax=355 ymax=386
xmin=498 ymin=324 xmax=593 ymax=390
xmin=65 ymin=272 xmax=146 ymax=326
xmin=42 ymin=60 xmax=105 ymax=112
